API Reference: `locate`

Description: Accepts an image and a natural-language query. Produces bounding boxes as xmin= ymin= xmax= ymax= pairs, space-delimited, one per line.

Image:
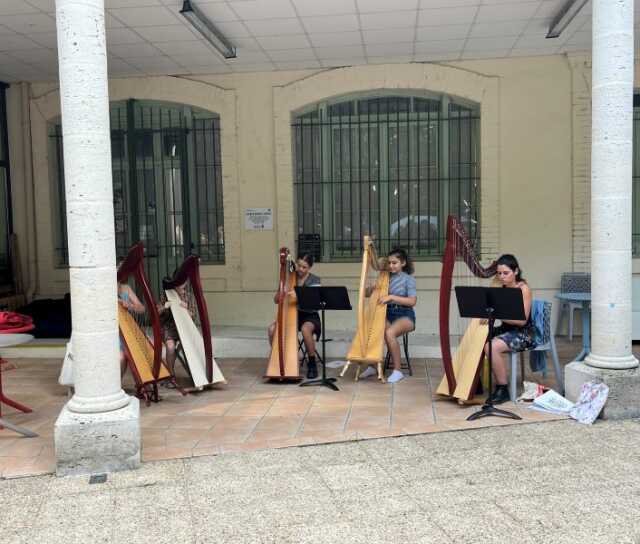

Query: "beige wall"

xmin=9 ymin=55 xmax=581 ymax=333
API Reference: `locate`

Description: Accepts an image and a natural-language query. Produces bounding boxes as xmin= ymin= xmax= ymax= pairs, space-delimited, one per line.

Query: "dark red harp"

xmin=118 ymin=242 xmax=176 ymax=404
xmin=162 ymin=255 xmax=215 ymax=384
xmin=439 ymin=215 xmax=497 ymax=395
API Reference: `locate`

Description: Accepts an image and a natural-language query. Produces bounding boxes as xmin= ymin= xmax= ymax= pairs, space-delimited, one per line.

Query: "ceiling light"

xmin=180 ymin=0 xmax=236 ymax=59
xmin=546 ymin=0 xmax=589 ymax=39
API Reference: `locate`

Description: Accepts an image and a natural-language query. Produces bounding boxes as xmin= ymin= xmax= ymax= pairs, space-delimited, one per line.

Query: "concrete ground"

xmin=2 ymin=418 xmax=639 ymax=544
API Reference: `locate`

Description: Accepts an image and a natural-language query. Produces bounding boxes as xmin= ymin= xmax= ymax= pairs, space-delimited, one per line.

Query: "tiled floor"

xmin=0 ymin=338 xmax=589 ymax=479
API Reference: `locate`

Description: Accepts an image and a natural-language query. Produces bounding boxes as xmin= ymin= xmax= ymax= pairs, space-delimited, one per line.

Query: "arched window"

xmin=292 ymin=92 xmax=480 ymax=261
xmin=50 ymin=99 xmax=225 ymax=290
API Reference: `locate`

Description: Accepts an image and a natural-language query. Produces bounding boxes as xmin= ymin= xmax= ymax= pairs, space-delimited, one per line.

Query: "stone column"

xmin=53 ymin=0 xmax=140 ymax=476
xmin=565 ymin=0 xmax=640 ymax=418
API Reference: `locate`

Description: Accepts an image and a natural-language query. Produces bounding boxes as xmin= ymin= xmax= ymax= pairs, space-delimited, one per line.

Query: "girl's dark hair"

xmin=388 ymin=247 xmax=414 ymax=275
xmin=298 ymin=253 xmax=314 ymax=267
xmin=496 ymin=254 xmax=524 ymax=282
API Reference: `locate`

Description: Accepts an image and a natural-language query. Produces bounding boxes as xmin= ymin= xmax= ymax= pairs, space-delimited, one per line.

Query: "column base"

xmin=54 ymin=396 xmax=141 ymax=477
xmin=565 ymin=361 xmax=640 ymax=420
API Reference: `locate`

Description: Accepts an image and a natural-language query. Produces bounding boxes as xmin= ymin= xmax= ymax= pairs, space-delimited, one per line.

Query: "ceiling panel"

xmin=0 ymin=0 xmax=625 ymax=81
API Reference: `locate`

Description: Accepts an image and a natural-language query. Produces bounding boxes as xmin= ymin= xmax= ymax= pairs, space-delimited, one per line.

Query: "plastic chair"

xmin=556 ymin=272 xmax=590 ymax=341
xmin=510 ymin=300 xmax=564 ymax=402
xmin=384 ymin=332 xmax=412 ymax=375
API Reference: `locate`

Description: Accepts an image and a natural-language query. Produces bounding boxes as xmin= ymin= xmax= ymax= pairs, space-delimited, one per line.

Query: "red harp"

xmin=264 ymin=247 xmax=300 ymax=381
xmin=118 ymin=242 xmax=175 ymax=404
xmin=437 ymin=216 xmax=497 ymax=401
xmin=162 ymin=255 xmax=225 ymax=387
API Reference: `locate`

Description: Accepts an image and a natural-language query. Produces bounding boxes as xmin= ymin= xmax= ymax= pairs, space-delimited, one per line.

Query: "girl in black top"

xmin=485 ymin=254 xmax=534 ymax=404
xmin=267 ymin=254 xmax=321 ymax=379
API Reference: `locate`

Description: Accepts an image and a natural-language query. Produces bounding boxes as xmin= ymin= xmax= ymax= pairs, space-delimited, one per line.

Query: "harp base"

xmin=466 ymin=403 xmax=521 ymax=421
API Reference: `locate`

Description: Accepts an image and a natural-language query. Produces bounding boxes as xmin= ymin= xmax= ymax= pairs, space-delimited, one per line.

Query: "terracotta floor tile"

xmin=306 ymin=405 xmax=351 ymax=417
xmin=183 ymin=402 xmax=234 ymax=416
xmin=299 ymin=416 xmax=347 ymax=432
xmin=169 ymin=414 xmax=219 ymax=430
xmin=225 ymin=400 xmax=275 ymax=417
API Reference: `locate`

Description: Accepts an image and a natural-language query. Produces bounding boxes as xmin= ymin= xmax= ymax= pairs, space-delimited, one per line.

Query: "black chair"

xmin=383 ymin=332 xmax=412 ymax=375
xmin=298 ymin=334 xmax=330 ymax=366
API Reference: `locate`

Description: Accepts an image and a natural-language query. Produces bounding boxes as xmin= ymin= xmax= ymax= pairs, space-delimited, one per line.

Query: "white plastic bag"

xmin=569 ymin=381 xmax=609 ymax=425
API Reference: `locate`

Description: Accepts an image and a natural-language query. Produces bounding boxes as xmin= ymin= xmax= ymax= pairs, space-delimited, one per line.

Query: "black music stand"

xmin=455 ymin=286 xmax=525 ymax=421
xmin=295 ymin=286 xmax=352 ymax=391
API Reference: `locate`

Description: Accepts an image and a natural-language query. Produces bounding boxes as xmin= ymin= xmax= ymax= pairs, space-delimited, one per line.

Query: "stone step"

xmin=2 ymin=328 xmax=458 ymax=359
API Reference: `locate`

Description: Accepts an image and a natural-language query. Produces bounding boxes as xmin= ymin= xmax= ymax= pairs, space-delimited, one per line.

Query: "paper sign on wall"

xmin=244 ymin=208 xmax=273 ymax=230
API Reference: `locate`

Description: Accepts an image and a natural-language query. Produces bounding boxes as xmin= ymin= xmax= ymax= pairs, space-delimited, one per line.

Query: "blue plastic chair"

xmin=510 ymin=300 xmax=564 ymax=402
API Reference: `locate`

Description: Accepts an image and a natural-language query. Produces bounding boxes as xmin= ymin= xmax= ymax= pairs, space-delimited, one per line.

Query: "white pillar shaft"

xmin=56 ymin=0 xmax=130 ymax=411
xmin=586 ymin=0 xmax=638 ymax=369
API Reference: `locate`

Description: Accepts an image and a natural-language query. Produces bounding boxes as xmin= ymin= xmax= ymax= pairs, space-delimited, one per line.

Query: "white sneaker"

xmin=359 ymin=366 xmax=377 ymax=379
xmin=387 ymin=370 xmax=405 ymax=384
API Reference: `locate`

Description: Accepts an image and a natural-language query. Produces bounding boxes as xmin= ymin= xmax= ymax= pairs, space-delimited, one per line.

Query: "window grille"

xmin=292 ymin=93 xmax=480 ymax=261
xmin=633 ymin=93 xmax=640 ymax=256
xmin=50 ymin=99 xmax=225 ymax=291
xmin=0 ymin=83 xmax=12 ymax=286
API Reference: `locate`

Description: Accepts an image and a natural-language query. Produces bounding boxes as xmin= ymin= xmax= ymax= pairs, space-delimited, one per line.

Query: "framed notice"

xmin=244 ymin=208 xmax=273 ymax=230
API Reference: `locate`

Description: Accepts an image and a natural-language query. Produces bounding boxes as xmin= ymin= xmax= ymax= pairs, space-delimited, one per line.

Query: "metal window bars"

xmin=292 ymin=94 xmax=480 ymax=262
xmin=49 ymin=99 xmax=225 ymax=295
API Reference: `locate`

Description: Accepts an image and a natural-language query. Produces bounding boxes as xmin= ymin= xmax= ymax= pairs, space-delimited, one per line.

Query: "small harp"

xmin=264 ymin=248 xmax=301 ymax=381
xmin=162 ymin=255 xmax=226 ymax=388
xmin=437 ymin=216 xmax=497 ymax=401
xmin=341 ymin=236 xmax=390 ymax=381
xmin=118 ymin=242 xmax=175 ymax=404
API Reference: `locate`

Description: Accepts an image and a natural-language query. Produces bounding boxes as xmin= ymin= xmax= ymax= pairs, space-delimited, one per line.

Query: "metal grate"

xmin=292 ymin=94 xmax=480 ymax=262
xmin=50 ymin=99 xmax=225 ymax=294
xmin=633 ymin=94 xmax=640 ymax=256
xmin=0 ymin=83 xmax=12 ymax=287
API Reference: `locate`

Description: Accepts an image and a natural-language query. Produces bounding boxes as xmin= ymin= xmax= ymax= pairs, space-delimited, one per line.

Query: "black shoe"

xmin=489 ymin=385 xmax=510 ymax=405
xmin=307 ymin=359 xmax=318 ymax=380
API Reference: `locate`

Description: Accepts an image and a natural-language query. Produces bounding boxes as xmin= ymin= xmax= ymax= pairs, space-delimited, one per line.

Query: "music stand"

xmin=455 ymin=286 xmax=525 ymax=421
xmin=295 ymin=286 xmax=352 ymax=391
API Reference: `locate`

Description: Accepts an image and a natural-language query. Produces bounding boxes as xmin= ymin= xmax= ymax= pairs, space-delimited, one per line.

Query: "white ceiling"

xmin=0 ymin=0 xmax=635 ymax=82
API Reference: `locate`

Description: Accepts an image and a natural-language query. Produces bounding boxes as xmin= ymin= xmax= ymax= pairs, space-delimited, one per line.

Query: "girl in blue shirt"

xmin=361 ymin=248 xmax=417 ymax=383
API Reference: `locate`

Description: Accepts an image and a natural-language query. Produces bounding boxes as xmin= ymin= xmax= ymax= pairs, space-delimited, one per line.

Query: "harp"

xmin=162 ymin=255 xmax=226 ymax=388
xmin=436 ymin=216 xmax=497 ymax=401
xmin=341 ymin=236 xmax=390 ymax=381
xmin=264 ymin=248 xmax=301 ymax=381
xmin=118 ymin=242 xmax=175 ymax=404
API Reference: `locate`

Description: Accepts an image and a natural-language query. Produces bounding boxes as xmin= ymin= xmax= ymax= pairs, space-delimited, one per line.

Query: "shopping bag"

xmin=569 ymin=381 xmax=609 ymax=424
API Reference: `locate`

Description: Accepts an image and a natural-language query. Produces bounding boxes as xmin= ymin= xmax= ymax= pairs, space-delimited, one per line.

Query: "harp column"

xmin=53 ymin=0 xmax=141 ymax=476
xmin=566 ymin=0 xmax=640 ymax=418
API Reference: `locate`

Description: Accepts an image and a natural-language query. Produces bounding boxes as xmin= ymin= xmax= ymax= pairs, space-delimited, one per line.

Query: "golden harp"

xmin=264 ymin=248 xmax=301 ymax=381
xmin=341 ymin=236 xmax=390 ymax=381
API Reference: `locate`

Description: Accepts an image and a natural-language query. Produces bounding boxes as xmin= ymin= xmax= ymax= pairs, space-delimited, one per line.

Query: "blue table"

xmin=555 ymin=292 xmax=591 ymax=361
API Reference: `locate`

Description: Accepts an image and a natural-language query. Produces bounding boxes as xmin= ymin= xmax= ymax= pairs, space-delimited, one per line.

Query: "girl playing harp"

xmin=360 ymin=248 xmax=417 ymax=384
xmin=267 ymin=253 xmax=321 ymax=380
xmin=485 ymin=254 xmax=534 ymax=404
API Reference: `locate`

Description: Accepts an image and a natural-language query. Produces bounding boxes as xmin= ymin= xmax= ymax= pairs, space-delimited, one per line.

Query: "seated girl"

xmin=267 ymin=253 xmax=321 ymax=380
xmin=484 ymin=254 xmax=534 ymax=404
xmin=361 ymin=248 xmax=417 ymax=384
